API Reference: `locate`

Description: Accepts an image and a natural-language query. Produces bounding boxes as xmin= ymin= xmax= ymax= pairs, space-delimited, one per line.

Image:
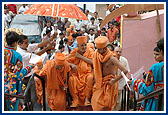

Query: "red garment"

xmin=7 ymin=4 xmax=17 ymax=14
xmin=115 ymin=16 xmax=121 ymax=30
xmin=115 ymin=16 xmax=121 ymax=23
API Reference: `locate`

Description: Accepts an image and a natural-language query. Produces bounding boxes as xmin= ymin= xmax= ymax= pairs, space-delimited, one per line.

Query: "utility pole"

xmin=84 ymin=4 xmax=86 ymax=12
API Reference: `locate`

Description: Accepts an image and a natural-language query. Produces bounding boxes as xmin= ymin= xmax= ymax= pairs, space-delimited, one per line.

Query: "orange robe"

xmin=91 ymin=48 xmax=118 ymax=111
xmin=39 ymin=60 xmax=71 ymax=111
xmin=107 ymin=27 xmax=119 ymax=43
xmin=66 ymin=47 xmax=94 ymax=106
xmin=71 ymin=30 xmax=75 ymax=34
xmin=67 ymin=31 xmax=76 ymax=46
xmin=33 ymin=66 xmax=48 ymax=105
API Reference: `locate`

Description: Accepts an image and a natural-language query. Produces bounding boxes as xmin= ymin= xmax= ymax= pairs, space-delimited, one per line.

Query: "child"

xmin=153 ymin=47 xmax=164 ymax=62
xmin=88 ymin=28 xmax=95 ymax=43
xmin=129 ymin=38 xmax=164 ymax=111
xmin=4 ymin=31 xmax=34 ymax=111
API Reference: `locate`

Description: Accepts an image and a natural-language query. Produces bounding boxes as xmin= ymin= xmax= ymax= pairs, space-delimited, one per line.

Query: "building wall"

xmin=96 ymin=4 xmax=107 ymax=19
xmin=122 ymin=12 xmax=164 ymax=74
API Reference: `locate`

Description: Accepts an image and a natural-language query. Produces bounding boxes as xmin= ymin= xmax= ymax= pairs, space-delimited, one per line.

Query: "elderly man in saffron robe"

xmin=39 ymin=53 xmax=71 ymax=111
xmin=66 ymin=36 xmax=94 ymax=107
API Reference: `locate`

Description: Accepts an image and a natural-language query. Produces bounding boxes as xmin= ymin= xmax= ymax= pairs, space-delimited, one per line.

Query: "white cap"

xmin=54 ymin=24 xmax=58 ymax=26
xmin=98 ymin=17 xmax=103 ymax=20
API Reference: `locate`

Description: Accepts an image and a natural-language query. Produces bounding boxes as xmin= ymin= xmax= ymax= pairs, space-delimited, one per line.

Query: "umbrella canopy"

xmin=100 ymin=4 xmax=164 ymax=29
xmin=24 ymin=4 xmax=88 ymax=20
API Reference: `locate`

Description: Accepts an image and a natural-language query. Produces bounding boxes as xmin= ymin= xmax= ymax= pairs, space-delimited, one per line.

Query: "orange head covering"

xmin=36 ymin=59 xmax=43 ymax=66
xmin=87 ymin=42 xmax=95 ymax=50
xmin=76 ymin=36 xmax=87 ymax=44
xmin=66 ymin=28 xmax=71 ymax=32
xmin=70 ymin=25 xmax=74 ymax=29
xmin=95 ymin=36 xmax=108 ymax=49
xmin=54 ymin=52 xmax=66 ymax=65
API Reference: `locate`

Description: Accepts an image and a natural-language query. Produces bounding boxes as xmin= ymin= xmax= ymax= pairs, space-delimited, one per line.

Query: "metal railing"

xmin=136 ymin=87 xmax=164 ymax=111
xmin=121 ymin=85 xmax=164 ymax=111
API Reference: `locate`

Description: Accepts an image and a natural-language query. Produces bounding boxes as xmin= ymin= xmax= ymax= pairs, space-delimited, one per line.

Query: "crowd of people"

xmin=4 ymin=4 xmax=164 ymax=111
xmin=4 ymin=4 xmax=30 ymax=29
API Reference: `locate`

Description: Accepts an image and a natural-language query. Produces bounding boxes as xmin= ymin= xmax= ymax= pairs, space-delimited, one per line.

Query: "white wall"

xmin=76 ymin=4 xmax=96 ymax=13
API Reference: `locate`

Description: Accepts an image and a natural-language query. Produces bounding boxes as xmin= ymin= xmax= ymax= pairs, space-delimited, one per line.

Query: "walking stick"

xmin=65 ymin=72 xmax=71 ymax=107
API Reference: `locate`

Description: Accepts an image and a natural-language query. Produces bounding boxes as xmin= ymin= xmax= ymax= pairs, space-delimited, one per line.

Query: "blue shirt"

xmin=69 ymin=39 xmax=77 ymax=50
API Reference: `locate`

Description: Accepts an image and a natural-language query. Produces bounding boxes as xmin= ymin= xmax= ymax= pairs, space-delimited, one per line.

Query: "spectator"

xmin=80 ymin=27 xmax=88 ymax=36
xmin=76 ymin=29 xmax=81 ymax=36
xmin=57 ymin=17 xmax=65 ymax=32
xmin=6 ymin=7 xmax=15 ymax=24
xmin=87 ymin=17 xmax=98 ymax=31
xmin=54 ymin=24 xmax=61 ymax=38
xmin=74 ymin=19 xmax=82 ymax=31
xmin=107 ymin=21 xmax=119 ymax=44
xmin=113 ymin=46 xmax=130 ymax=110
xmin=63 ymin=38 xmax=69 ymax=53
xmin=4 ymin=4 xmax=8 ymax=9
xmin=66 ymin=28 xmax=73 ymax=45
xmin=128 ymin=38 xmax=164 ymax=111
xmin=69 ymin=33 xmax=78 ymax=51
xmin=70 ymin=25 xmax=76 ymax=34
xmin=153 ymin=47 xmax=164 ymax=62
xmin=98 ymin=17 xmax=103 ymax=27
xmin=94 ymin=11 xmax=99 ymax=25
xmin=4 ymin=8 xmax=11 ymax=29
xmin=55 ymin=32 xmax=65 ymax=50
xmin=46 ymin=16 xmax=52 ymax=23
xmin=42 ymin=29 xmax=52 ymax=41
xmin=82 ymin=24 xmax=89 ymax=34
xmin=41 ymin=21 xmax=54 ymax=38
xmin=100 ymin=32 xmax=106 ymax=36
xmin=82 ymin=9 xmax=92 ymax=26
xmin=58 ymin=44 xmax=65 ymax=53
xmin=16 ymin=33 xmax=57 ymax=108
xmin=107 ymin=44 xmax=114 ymax=51
xmin=63 ymin=18 xmax=71 ymax=30
xmin=18 ymin=4 xmax=29 ymax=14
xmin=97 ymin=17 xmax=104 ymax=35
xmin=88 ymin=28 xmax=96 ymax=43
xmin=39 ymin=16 xmax=47 ymax=28
xmin=100 ymin=27 xmax=107 ymax=36
xmin=7 ymin=4 xmax=17 ymax=15
xmin=4 ymin=31 xmax=34 ymax=111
